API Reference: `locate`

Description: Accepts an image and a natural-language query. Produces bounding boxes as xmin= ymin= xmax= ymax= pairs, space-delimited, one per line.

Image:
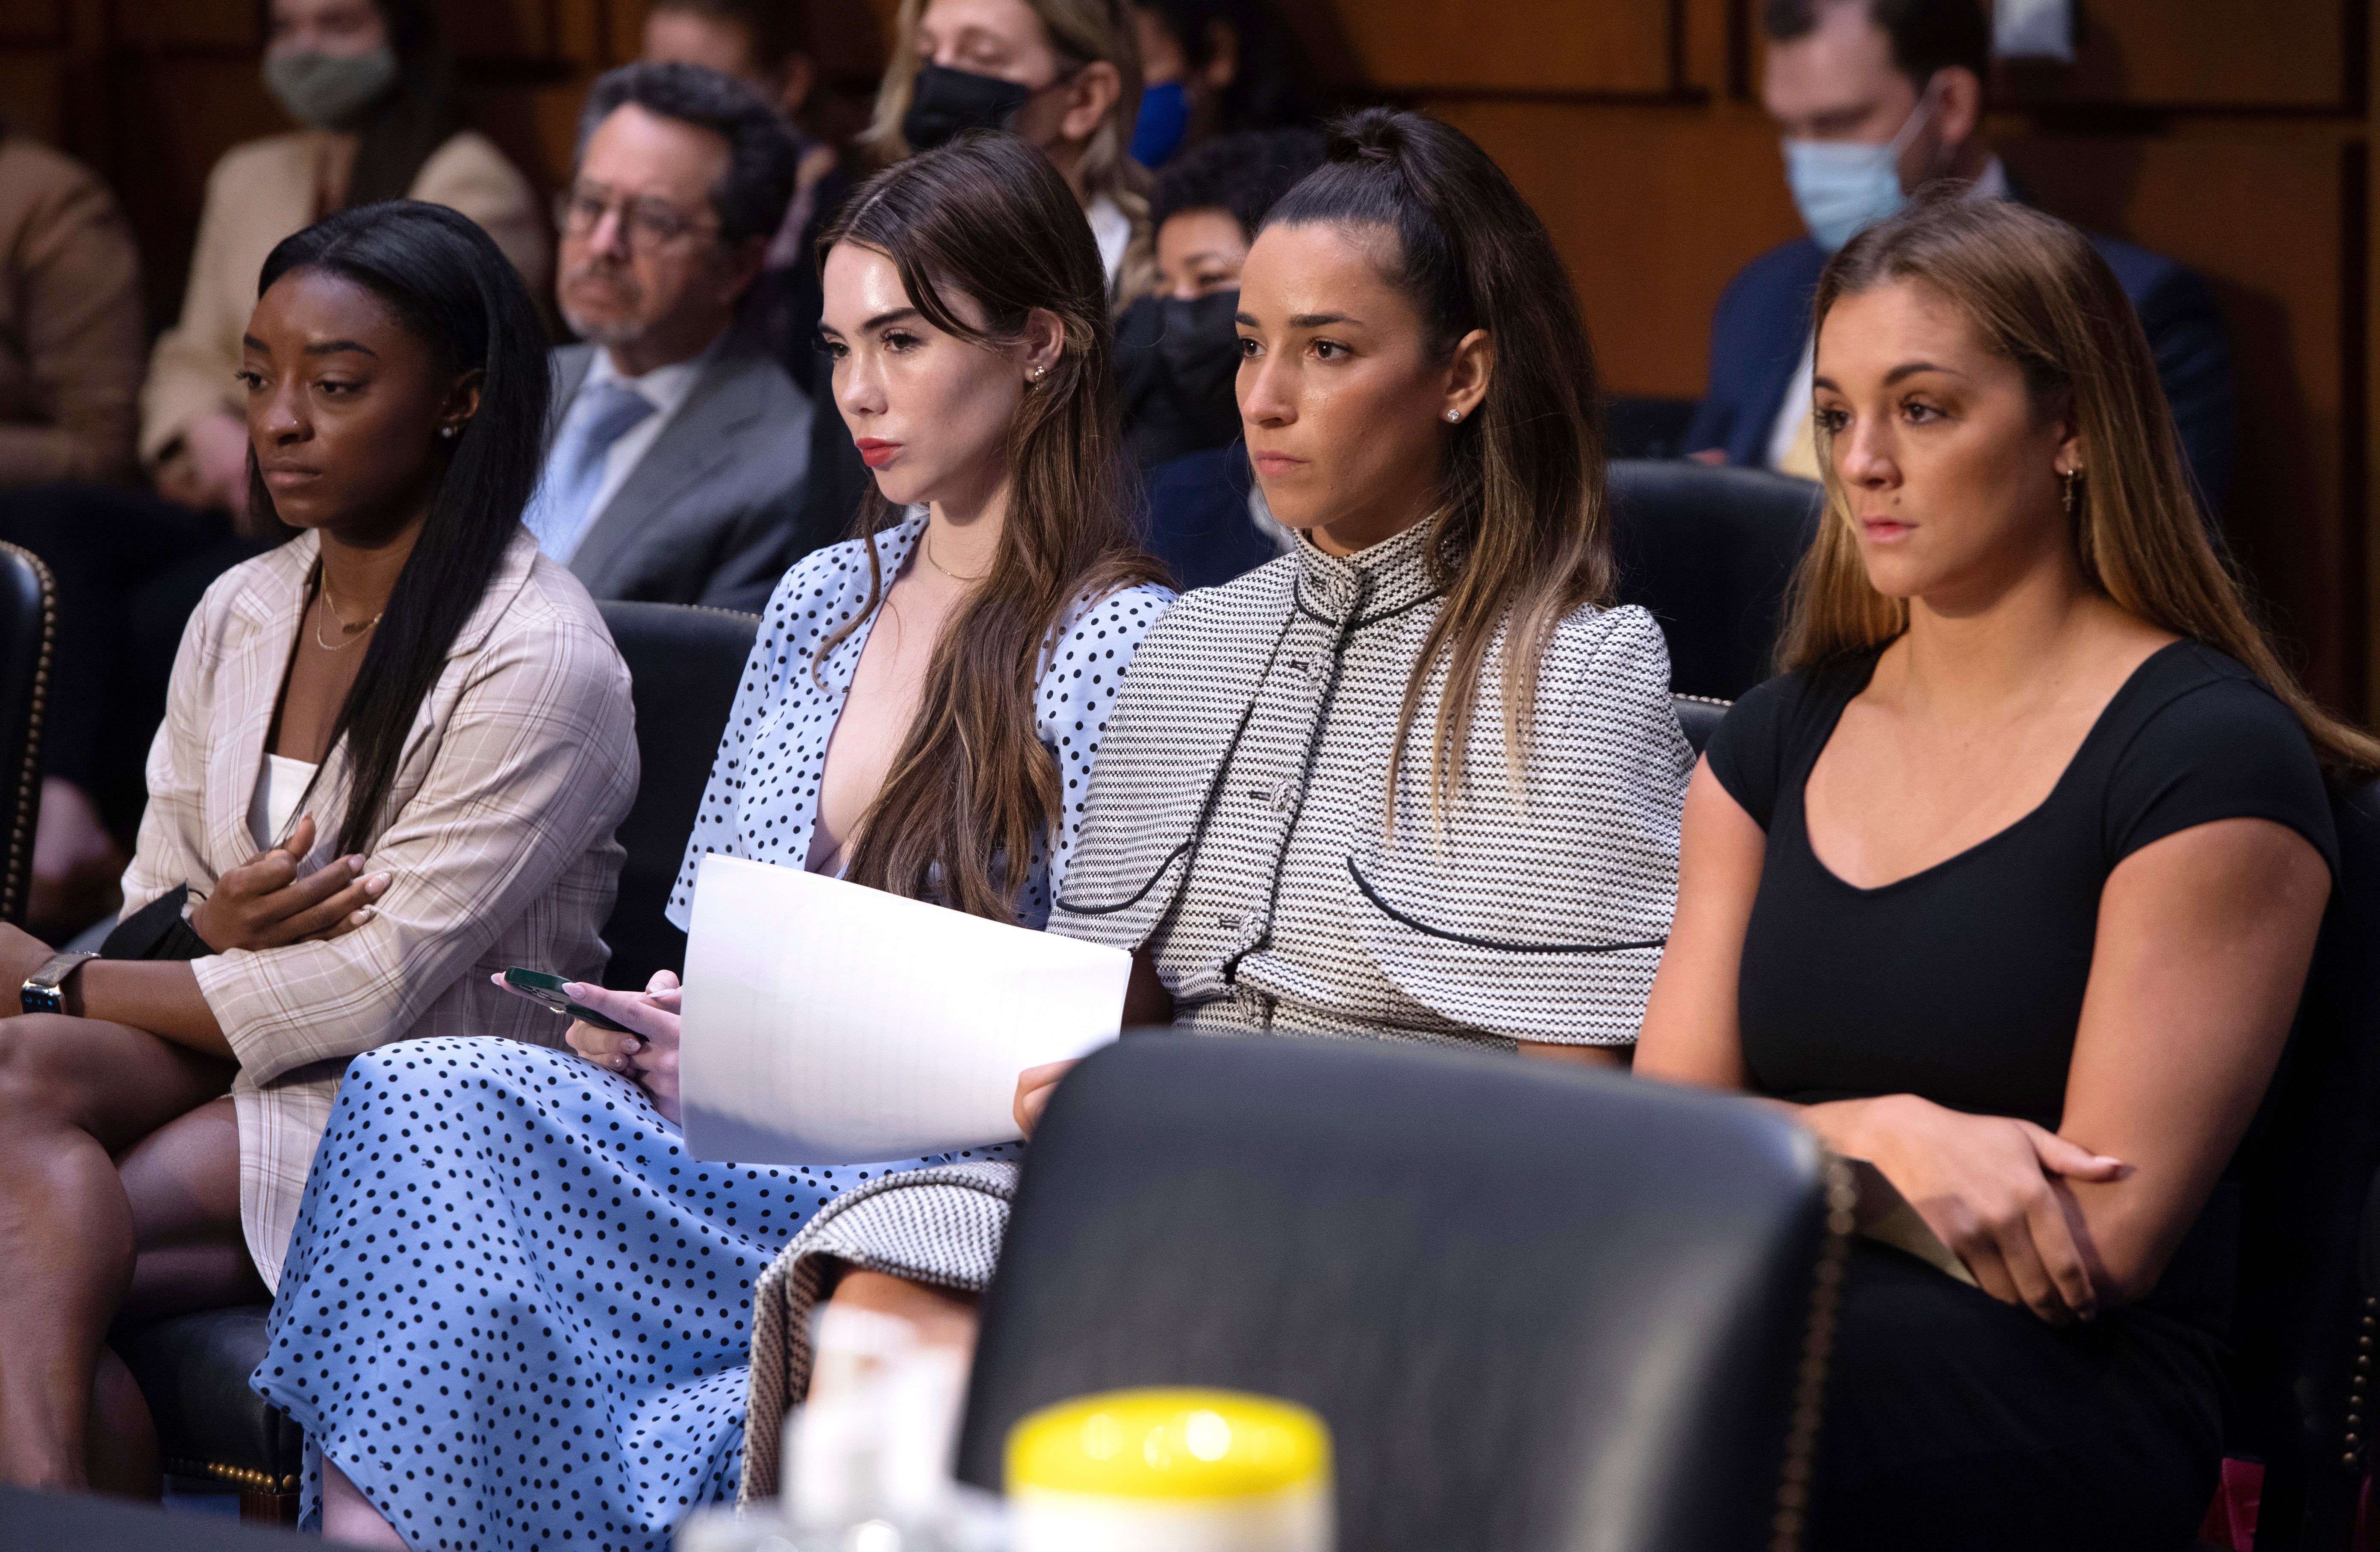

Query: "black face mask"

xmin=1117 ymin=289 xmax=1246 ymax=467
xmin=903 ymin=63 xmax=1035 ymax=151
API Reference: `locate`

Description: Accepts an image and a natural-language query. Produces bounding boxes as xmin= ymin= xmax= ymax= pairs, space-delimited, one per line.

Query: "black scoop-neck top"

xmin=1708 ymin=640 xmax=2336 ymax=1131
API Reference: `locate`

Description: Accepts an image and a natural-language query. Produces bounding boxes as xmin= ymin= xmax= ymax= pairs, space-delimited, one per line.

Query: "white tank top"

xmin=247 ymin=753 xmax=321 ymax=850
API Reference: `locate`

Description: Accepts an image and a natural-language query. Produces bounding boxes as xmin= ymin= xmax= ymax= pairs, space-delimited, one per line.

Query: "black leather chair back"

xmin=1610 ymin=459 xmax=1822 ymax=703
xmin=1672 ymin=693 xmax=1728 ymax=755
xmin=596 ymin=602 xmax=759 ymax=993
xmin=2231 ymin=777 xmax=2380 ymax=1550
xmin=0 ymin=543 xmax=53 ymax=926
xmin=958 ymin=1036 xmax=1844 ymax=1552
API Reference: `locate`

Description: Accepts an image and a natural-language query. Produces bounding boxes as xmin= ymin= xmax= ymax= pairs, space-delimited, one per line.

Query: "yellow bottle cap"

xmin=1007 ymin=1388 xmax=1331 ymax=1501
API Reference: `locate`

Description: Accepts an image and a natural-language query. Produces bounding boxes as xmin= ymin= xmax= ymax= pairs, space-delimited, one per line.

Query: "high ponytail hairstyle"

xmin=1261 ymin=107 xmax=1614 ymax=810
xmin=250 ymin=199 xmax=553 ymax=854
xmin=1789 ymin=192 xmax=2380 ymax=778
xmin=817 ymin=131 xmax=1165 ymax=920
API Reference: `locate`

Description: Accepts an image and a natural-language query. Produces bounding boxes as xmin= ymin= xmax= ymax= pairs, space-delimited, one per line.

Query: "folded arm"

xmin=1637 ymin=761 xmax=2328 ymax=1320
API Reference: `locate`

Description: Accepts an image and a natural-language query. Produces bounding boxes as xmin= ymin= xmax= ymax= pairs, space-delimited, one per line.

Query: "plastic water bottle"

xmin=1005 ymin=1388 xmax=1332 ymax=1552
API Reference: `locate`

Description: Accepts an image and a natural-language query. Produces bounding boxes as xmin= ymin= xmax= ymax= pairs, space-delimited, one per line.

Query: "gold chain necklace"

xmin=921 ymin=529 xmax=991 ymax=584
xmin=313 ymin=580 xmax=385 ymax=652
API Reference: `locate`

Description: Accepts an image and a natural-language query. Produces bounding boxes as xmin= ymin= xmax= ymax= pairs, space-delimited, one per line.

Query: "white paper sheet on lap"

xmin=680 ymin=855 xmax=1131 ymax=1164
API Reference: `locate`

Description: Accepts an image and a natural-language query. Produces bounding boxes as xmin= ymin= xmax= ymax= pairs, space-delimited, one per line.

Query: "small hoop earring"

xmin=2061 ymin=467 xmax=2083 ymax=517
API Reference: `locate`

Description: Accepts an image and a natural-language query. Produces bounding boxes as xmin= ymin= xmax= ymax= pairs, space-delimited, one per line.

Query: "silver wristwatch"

xmin=20 ymin=950 xmax=95 ymax=1016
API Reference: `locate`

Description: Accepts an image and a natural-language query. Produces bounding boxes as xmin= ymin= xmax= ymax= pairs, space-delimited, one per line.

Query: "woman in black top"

xmin=1636 ymin=193 xmax=2378 ymax=1550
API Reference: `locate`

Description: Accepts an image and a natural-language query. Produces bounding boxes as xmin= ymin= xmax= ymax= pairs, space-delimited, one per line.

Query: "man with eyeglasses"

xmin=531 ymin=61 xmax=818 ymax=611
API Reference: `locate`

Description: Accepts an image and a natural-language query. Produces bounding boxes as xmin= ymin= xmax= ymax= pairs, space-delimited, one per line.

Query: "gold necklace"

xmin=922 ymin=529 xmax=991 ymax=584
xmin=313 ymin=582 xmax=384 ymax=652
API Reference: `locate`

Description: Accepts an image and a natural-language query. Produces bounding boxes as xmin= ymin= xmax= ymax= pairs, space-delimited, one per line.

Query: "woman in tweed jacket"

xmin=0 ymin=204 xmax=633 ymax=1494
xmin=733 ymin=108 xmax=1696 ymax=1495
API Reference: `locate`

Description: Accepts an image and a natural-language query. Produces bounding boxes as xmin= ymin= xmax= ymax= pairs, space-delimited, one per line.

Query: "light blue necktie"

xmin=527 ymin=379 xmax=657 ymax=559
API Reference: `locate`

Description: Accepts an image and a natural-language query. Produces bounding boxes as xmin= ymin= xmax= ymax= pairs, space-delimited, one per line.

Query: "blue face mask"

xmin=1130 ymin=80 xmax=1192 ymax=168
xmin=1782 ymin=88 xmax=1935 ymax=253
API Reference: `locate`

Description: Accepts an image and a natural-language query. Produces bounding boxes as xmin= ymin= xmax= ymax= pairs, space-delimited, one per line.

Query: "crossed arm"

xmin=1635 ymin=760 xmax=2330 ymax=1322
xmin=0 ymin=812 xmax=384 ymax=1056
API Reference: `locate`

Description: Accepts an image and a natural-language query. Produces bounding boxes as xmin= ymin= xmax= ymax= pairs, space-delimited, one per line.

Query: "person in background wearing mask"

xmin=0 ymin=0 xmax=544 ymax=937
xmin=1684 ymin=0 xmax=2233 ymax=522
xmin=533 ymin=62 xmax=818 ymax=611
xmin=640 ymin=0 xmax=871 ymax=563
xmin=1119 ymin=127 xmax=1320 ymax=588
xmin=1127 ymin=0 xmax=1318 ymax=170
xmin=865 ymin=0 xmax=1155 ymax=303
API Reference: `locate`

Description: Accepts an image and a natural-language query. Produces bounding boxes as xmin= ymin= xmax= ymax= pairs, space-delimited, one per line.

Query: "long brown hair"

xmin=818 ymin=131 xmax=1165 ymax=919
xmin=1262 ymin=108 xmax=1614 ymax=810
xmin=860 ymin=0 xmax=1153 ymax=301
xmin=1785 ymin=191 xmax=2380 ymax=776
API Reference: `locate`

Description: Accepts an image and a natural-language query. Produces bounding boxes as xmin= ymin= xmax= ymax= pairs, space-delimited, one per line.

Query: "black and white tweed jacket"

xmin=1053 ymin=517 xmax=1693 ymax=1046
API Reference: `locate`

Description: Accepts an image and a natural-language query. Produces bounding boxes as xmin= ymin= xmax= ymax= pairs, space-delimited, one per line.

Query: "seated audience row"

xmin=0 ymin=107 xmax=2298 ymax=1551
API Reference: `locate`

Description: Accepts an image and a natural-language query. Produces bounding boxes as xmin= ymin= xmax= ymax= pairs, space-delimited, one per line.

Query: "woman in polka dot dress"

xmin=253 ymin=134 xmax=1175 ymax=1549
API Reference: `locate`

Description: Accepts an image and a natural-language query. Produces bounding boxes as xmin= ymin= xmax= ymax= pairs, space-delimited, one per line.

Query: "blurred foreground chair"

xmin=120 ymin=601 xmax=760 ymax=1523
xmin=1609 ymin=459 xmax=1821 ymax=703
xmin=2223 ymin=775 xmax=2380 ymax=1550
xmin=958 ymin=1035 xmax=1847 ymax=1552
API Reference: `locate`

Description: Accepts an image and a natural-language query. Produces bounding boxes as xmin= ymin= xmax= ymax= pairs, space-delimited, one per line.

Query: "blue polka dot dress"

xmin=253 ymin=512 xmax=1172 ymax=1547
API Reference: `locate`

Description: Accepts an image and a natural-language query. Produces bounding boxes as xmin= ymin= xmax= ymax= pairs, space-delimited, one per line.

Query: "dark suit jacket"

xmin=1685 ymin=228 xmax=2236 ymax=517
xmin=1141 ymin=442 xmax=1284 ymax=592
xmin=550 ymin=335 xmax=814 ymax=614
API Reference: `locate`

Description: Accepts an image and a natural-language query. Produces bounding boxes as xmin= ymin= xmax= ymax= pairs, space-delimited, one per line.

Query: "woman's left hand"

xmin=502 ymin=970 xmax=683 ymax=1124
xmin=1013 ymin=1059 xmax=1078 ymax=1139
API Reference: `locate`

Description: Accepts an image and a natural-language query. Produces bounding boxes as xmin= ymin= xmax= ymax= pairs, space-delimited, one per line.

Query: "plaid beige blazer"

xmin=122 ymin=526 xmax=636 ymax=1289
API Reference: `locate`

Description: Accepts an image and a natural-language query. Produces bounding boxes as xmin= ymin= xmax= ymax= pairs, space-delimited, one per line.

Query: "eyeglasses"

xmin=553 ymin=186 xmax=719 ymax=253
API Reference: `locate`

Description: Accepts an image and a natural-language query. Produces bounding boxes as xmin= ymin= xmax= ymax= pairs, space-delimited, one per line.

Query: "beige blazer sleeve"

xmin=191 ymin=579 xmax=635 ymax=1084
xmin=0 ymin=139 xmax=144 ymax=485
xmin=408 ymin=131 xmax=550 ymax=304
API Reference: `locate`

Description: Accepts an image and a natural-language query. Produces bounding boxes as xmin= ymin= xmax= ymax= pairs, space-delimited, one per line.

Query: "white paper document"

xmin=678 ymin=855 xmax=1132 ymax=1164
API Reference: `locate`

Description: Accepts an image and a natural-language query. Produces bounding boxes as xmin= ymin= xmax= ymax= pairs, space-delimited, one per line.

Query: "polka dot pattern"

xmin=256 ymin=1038 xmax=1026 ymax=1546
xmin=666 ymin=508 xmax=1176 ymax=931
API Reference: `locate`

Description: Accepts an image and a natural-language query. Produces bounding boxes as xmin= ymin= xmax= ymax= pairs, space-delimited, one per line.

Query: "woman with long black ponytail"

xmin=0 ymin=199 xmax=634 ymax=1496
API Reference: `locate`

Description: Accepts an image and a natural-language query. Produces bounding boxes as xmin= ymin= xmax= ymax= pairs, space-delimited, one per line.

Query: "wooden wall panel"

xmin=1346 ymin=0 xmax=1674 ymax=95
xmin=0 ymin=56 xmax=65 ymax=142
xmin=112 ymin=0 xmax=253 ymax=50
xmin=2003 ymin=0 xmax=2353 ymax=110
xmin=2005 ymin=132 xmax=2357 ymax=699
xmin=1428 ymin=100 xmax=1797 ymax=399
xmin=0 ymin=0 xmax=68 ymax=46
xmin=445 ymin=0 xmax=566 ymax=64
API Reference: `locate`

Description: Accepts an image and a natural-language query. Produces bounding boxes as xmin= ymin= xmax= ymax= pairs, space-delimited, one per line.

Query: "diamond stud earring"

xmin=1446 ymin=410 xmax=1461 ymax=423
